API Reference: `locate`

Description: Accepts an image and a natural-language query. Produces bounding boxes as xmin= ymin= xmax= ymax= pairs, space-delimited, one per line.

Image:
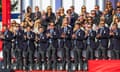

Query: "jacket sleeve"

xmin=4 ymin=32 xmax=14 ymax=41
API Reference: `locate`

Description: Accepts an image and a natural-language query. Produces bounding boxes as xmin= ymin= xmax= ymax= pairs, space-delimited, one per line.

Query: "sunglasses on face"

xmin=95 ymin=7 xmax=98 ymax=9
xmin=48 ymin=9 xmax=52 ymax=10
xmin=91 ymin=13 xmax=95 ymax=14
xmin=50 ymin=25 xmax=54 ymax=26
xmin=107 ymin=4 xmax=111 ymax=5
xmin=101 ymin=23 xmax=105 ymax=24
xmin=82 ymin=8 xmax=86 ymax=9
xmin=88 ymin=26 xmax=92 ymax=28
xmin=56 ymin=12 xmax=60 ymax=14
xmin=88 ymin=18 xmax=92 ymax=20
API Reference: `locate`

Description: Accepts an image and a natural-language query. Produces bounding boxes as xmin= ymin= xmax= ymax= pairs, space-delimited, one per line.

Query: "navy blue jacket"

xmin=37 ymin=32 xmax=48 ymax=51
xmin=3 ymin=30 xmax=14 ymax=49
xmin=84 ymin=30 xmax=96 ymax=49
xmin=72 ymin=29 xmax=85 ymax=49
xmin=59 ymin=25 xmax=72 ymax=48
xmin=24 ymin=31 xmax=35 ymax=50
xmin=46 ymin=28 xmax=59 ymax=48
xmin=97 ymin=26 xmax=110 ymax=48
xmin=109 ymin=28 xmax=120 ymax=50
xmin=14 ymin=29 xmax=24 ymax=49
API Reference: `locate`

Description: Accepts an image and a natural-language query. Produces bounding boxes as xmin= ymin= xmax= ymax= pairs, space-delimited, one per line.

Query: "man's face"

xmin=87 ymin=24 xmax=92 ymax=30
xmin=49 ymin=23 xmax=55 ymax=29
xmin=35 ymin=7 xmax=39 ymax=12
xmin=91 ymin=11 xmax=96 ymax=17
xmin=95 ymin=6 xmax=99 ymax=11
xmin=27 ymin=27 xmax=31 ymax=32
xmin=117 ymin=8 xmax=120 ymax=14
xmin=117 ymin=2 xmax=120 ymax=7
xmin=100 ymin=21 xmax=105 ymax=27
xmin=39 ymin=28 xmax=43 ymax=33
xmin=75 ymin=24 xmax=80 ymax=29
xmin=70 ymin=8 xmax=74 ymax=12
xmin=112 ymin=25 xmax=117 ymax=30
xmin=15 ymin=26 xmax=19 ymax=31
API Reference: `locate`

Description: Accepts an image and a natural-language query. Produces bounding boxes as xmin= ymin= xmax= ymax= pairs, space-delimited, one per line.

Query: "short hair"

xmin=112 ymin=23 xmax=118 ymax=27
xmin=35 ymin=6 xmax=39 ymax=9
xmin=70 ymin=6 xmax=74 ymax=9
xmin=91 ymin=10 xmax=96 ymax=13
xmin=95 ymin=5 xmax=99 ymax=7
xmin=38 ymin=26 xmax=44 ymax=29
xmin=49 ymin=21 xmax=54 ymax=25
xmin=16 ymin=24 xmax=20 ymax=27
xmin=26 ymin=26 xmax=31 ymax=28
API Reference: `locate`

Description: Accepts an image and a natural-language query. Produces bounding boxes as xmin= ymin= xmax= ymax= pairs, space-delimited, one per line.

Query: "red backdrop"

xmin=88 ymin=60 xmax=120 ymax=72
xmin=2 ymin=0 xmax=11 ymax=27
xmin=1 ymin=0 xmax=11 ymax=59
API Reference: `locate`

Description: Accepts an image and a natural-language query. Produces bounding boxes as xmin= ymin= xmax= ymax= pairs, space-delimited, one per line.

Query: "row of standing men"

xmin=2 ymin=18 xmax=120 ymax=69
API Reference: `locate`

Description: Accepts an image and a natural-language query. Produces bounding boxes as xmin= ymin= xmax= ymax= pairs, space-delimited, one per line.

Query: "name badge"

xmin=104 ymin=30 xmax=106 ymax=33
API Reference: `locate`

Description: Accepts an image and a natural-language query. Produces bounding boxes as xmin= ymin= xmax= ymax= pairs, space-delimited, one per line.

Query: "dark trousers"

xmin=56 ymin=48 xmax=65 ymax=61
xmin=112 ymin=49 xmax=120 ymax=59
xmin=63 ymin=45 xmax=71 ymax=62
xmin=11 ymin=43 xmax=16 ymax=59
xmin=86 ymin=46 xmax=94 ymax=60
xmin=71 ymin=48 xmax=83 ymax=63
xmin=15 ymin=48 xmax=23 ymax=68
xmin=23 ymin=47 xmax=34 ymax=65
xmin=46 ymin=44 xmax=56 ymax=62
xmin=45 ymin=44 xmax=57 ymax=70
xmin=3 ymin=47 xmax=11 ymax=68
xmin=97 ymin=45 xmax=108 ymax=59
xmin=37 ymin=48 xmax=46 ymax=62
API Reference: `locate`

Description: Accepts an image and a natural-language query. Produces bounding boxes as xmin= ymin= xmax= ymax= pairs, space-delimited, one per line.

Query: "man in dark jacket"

xmin=96 ymin=20 xmax=110 ymax=59
xmin=24 ymin=26 xmax=35 ymax=67
xmin=71 ymin=22 xmax=85 ymax=62
xmin=46 ymin=22 xmax=59 ymax=62
xmin=37 ymin=26 xmax=48 ymax=62
xmin=14 ymin=24 xmax=24 ymax=69
xmin=85 ymin=24 xmax=96 ymax=59
xmin=109 ymin=24 xmax=120 ymax=59
xmin=3 ymin=26 xmax=14 ymax=69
